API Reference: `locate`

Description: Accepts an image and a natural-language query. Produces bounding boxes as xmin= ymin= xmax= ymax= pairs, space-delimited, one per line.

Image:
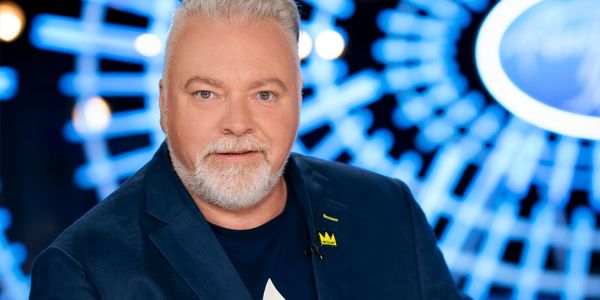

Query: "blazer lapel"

xmin=143 ymin=144 xmax=252 ymax=300
xmin=147 ymin=210 xmax=252 ymax=300
xmin=288 ymin=154 xmax=351 ymax=300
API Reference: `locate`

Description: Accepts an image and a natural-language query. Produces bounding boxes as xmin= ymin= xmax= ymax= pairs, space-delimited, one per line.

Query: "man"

xmin=31 ymin=0 xmax=468 ymax=299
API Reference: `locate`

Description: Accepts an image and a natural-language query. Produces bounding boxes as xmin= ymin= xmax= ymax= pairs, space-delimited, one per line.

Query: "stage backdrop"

xmin=1 ymin=0 xmax=599 ymax=299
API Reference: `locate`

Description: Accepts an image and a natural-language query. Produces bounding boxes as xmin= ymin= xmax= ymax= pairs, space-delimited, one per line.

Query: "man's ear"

xmin=159 ymin=79 xmax=168 ymax=134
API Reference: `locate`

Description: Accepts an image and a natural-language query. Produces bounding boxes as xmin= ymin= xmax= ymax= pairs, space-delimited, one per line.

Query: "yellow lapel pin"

xmin=318 ymin=231 xmax=337 ymax=247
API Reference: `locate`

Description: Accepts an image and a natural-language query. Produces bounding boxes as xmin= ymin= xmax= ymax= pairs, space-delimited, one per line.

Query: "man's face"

xmin=160 ymin=16 xmax=301 ymax=210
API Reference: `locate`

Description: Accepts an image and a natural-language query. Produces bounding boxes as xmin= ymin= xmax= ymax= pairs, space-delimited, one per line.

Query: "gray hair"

xmin=162 ymin=0 xmax=301 ymax=82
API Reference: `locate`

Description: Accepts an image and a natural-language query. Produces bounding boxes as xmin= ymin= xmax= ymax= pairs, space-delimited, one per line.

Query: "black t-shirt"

xmin=209 ymin=180 xmax=317 ymax=300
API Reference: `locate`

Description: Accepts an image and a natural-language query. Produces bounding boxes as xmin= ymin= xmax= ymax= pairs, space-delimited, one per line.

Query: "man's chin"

xmin=196 ymin=176 xmax=277 ymax=212
xmin=194 ymin=164 xmax=282 ymax=210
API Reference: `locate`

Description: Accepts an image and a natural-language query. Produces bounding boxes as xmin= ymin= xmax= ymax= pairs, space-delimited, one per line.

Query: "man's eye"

xmin=257 ymin=91 xmax=276 ymax=101
xmin=194 ymin=90 xmax=213 ymax=100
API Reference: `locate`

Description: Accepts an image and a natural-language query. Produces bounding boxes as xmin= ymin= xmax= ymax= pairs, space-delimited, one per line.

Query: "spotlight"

xmin=0 ymin=1 xmax=25 ymax=42
xmin=72 ymin=97 xmax=112 ymax=134
xmin=298 ymin=30 xmax=312 ymax=60
xmin=314 ymin=30 xmax=345 ymax=60
xmin=134 ymin=33 xmax=162 ymax=57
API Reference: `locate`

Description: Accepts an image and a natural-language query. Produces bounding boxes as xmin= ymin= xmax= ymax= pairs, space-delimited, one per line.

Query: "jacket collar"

xmin=143 ymin=143 xmax=351 ymax=299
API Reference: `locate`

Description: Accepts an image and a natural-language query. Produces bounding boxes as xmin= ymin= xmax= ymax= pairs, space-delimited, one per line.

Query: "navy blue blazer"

xmin=31 ymin=143 xmax=468 ymax=299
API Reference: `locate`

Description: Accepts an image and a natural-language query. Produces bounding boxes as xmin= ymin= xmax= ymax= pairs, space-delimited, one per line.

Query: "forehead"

xmin=167 ymin=15 xmax=299 ymax=86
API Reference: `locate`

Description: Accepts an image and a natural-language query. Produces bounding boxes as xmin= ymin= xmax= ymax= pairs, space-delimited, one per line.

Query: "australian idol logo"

xmin=475 ymin=0 xmax=600 ymax=140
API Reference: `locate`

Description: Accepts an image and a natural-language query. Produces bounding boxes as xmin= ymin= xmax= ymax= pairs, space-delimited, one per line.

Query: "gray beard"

xmin=167 ymin=137 xmax=287 ymax=212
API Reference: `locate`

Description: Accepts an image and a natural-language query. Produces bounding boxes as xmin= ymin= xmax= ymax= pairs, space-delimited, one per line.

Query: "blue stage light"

xmin=30 ymin=0 xmax=173 ymax=198
xmin=0 ymin=66 xmax=18 ymax=100
xmin=0 ymin=208 xmax=29 ymax=299
xmin=375 ymin=0 xmax=600 ymax=298
xmin=0 ymin=65 xmax=25 ymax=300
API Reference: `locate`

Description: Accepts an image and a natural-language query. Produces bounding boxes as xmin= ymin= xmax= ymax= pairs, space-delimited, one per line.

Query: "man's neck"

xmin=192 ymin=179 xmax=288 ymax=230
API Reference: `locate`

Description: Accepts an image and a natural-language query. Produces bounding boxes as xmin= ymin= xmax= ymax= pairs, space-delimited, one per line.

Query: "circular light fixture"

xmin=475 ymin=0 xmax=600 ymax=140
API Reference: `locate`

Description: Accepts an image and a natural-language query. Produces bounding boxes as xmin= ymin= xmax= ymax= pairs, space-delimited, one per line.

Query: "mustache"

xmin=200 ymin=135 xmax=269 ymax=156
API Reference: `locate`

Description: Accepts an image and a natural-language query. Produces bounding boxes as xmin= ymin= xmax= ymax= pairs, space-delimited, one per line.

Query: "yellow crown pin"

xmin=318 ymin=231 xmax=337 ymax=247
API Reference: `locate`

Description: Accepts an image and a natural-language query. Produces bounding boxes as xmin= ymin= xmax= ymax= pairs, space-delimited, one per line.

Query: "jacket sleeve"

xmin=30 ymin=246 xmax=100 ymax=299
xmin=400 ymin=181 xmax=471 ymax=300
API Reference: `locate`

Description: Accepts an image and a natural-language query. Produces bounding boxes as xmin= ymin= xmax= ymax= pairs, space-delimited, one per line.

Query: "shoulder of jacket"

xmin=290 ymin=152 xmax=406 ymax=188
xmin=50 ymin=164 xmax=149 ymax=253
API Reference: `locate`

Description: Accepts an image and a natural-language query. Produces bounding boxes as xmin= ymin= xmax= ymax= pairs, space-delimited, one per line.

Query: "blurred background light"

xmin=0 ymin=66 xmax=17 ymax=100
xmin=134 ymin=33 xmax=162 ymax=57
xmin=72 ymin=97 xmax=112 ymax=134
xmin=298 ymin=30 xmax=312 ymax=60
xmin=476 ymin=0 xmax=600 ymax=140
xmin=0 ymin=1 xmax=25 ymax=43
xmin=314 ymin=30 xmax=345 ymax=60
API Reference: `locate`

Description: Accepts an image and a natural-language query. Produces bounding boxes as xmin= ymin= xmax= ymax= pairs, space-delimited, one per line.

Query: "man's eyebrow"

xmin=249 ymin=78 xmax=289 ymax=92
xmin=184 ymin=76 xmax=224 ymax=89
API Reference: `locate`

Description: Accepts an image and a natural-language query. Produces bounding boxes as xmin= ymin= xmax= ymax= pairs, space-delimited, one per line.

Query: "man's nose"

xmin=219 ymin=94 xmax=255 ymax=136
